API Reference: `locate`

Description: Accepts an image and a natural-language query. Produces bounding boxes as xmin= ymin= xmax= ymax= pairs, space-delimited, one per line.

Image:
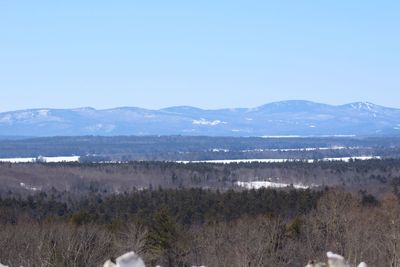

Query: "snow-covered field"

xmin=0 ymin=157 xmax=36 ymax=163
xmin=41 ymin=156 xmax=80 ymax=163
xmin=177 ymin=156 xmax=381 ymax=164
xmin=236 ymin=180 xmax=311 ymax=189
xmin=177 ymin=159 xmax=299 ymax=164
xmin=240 ymin=146 xmax=360 ymax=153
xmin=321 ymin=156 xmax=380 ymax=162
xmin=0 ymin=156 xmax=80 ymax=163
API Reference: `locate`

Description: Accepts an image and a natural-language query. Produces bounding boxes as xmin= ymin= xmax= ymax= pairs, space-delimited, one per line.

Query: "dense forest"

xmin=1 ymin=159 xmax=400 ymax=196
xmin=0 ymin=187 xmax=397 ymax=266
xmin=1 ymin=158 xmax=400 ymax=266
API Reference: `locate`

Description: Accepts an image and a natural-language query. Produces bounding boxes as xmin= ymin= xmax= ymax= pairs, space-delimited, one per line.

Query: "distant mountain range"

xmin=0 ymin=100 xmax=399 ymax=137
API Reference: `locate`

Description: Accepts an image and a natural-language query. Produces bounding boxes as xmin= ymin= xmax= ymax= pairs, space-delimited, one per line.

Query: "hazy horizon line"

xmin=1 ymin=100 xmax=400 ymax=113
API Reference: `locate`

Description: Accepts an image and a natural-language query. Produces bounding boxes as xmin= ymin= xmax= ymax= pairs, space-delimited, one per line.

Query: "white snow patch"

xmin=241 ymin=148 xmax=266 ymax=152
xmin=322 ymin=156 xmax=380 ymax=162
xmin=236 ymin=180 xmax=310 ymax=189
xmin=275 ymin=146 xmax=350 ymax=152
xmin=15 ymin=111 xmax=35 ymax=120
xmin=103 ymin=251 xmax=145 ymax=267
xmin=0 ymin=156 xmax=80 ymax=163
xmin=178 ymin=159 xmax=309 ymax=164
xmin=20 ymin=182 xmax=41 ymax=191
xmin=192 ymin=118 xmax=227 ymax=126
xmin=1 ymin=109 xmax=62 ymax=123
xmin=39 ymin=156 xmax=80 ymax=163
xmin=37 ymin=109 xmax=49 ymax=116
xmin=351 ymin=102 xmax=376 ymax=112
xmin=0 ymin=157 xmax=36 ymax=163
xmin=210 ymin=148 xmax=230 ymax=152
xmin=306 ymin=251 xmax=367 ymax=267
xmin=177 ymin=156 xmax=380 ymax=164
xmin=0 ymin=115 xmax=12 ymax=124
xmin=240 ymin=146 xmax=353 ymax=153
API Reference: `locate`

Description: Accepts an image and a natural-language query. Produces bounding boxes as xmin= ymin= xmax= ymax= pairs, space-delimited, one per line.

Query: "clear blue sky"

xmin=1 ymin=1 xmax=399 ymax=111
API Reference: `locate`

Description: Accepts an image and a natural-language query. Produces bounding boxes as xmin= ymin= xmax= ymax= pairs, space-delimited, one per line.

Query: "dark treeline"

xmin=0 ymin=188 xmax=321 ymax=225
xmin=1 ymin=135 xmax=400 ymax=160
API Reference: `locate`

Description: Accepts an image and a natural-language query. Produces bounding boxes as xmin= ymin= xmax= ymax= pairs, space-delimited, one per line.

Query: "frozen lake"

xmin=0 ymin=156 xmax=80 ymax=163
xmin=177 ymin=156 xmax=381 ymax=164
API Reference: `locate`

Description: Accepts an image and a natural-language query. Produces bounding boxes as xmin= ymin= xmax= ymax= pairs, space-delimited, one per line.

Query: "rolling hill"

xmin=0 ymin=100 xmax=399 ymax=136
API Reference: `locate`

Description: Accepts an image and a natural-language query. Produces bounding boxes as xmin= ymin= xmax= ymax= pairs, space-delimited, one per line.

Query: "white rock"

xmin=305 ymin=261 xmax=326 ymax=267
xmin=306 ymin=252 xmax=367 ymax=267
xmin=327 ymin=252 xmax=350 ymax=267
xmin=103 ymin=252 xmax=146 ymax=267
